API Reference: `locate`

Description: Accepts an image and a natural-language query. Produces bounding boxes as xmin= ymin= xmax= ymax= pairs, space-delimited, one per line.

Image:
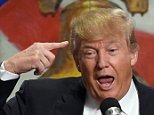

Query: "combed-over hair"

xmin=70 ymin=8 xmax=139 ymax=54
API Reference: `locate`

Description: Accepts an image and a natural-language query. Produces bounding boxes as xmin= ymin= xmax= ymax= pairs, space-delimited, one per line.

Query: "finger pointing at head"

xmin=43 ymin=41 xmax=69 ymax=50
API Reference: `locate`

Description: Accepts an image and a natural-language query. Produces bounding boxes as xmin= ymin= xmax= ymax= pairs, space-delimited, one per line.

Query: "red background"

xmin=0 ymin=0 xmax=154 ymax=86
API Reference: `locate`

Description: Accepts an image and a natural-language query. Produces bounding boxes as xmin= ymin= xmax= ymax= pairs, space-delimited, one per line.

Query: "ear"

xmin=73 ymin=54 xmax=81 ymax=72
xmin=130 ymin=50 xmax=139 ymax=66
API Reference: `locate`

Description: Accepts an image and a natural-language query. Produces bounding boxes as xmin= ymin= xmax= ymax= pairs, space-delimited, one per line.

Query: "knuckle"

xmin=34 ymin=50 xmax=41 ymax=56
xmin=39 ymin=66 xmax=45 ymax=73
xmin=31 ymin=56 xmax=40 ymax=65
xmin=33 ymin=42 xmax=42 ymax=49
xmin=34 ymin=54 xmax=40 ymax=60
xmin=50 ymin=55 xmax=55 ymax=62
xmin=52 ymin=54 xmax=56 ymax=60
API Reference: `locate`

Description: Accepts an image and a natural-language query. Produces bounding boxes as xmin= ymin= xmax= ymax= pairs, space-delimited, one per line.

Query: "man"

xmin=1 ymin=8 xmax=154 ymax=115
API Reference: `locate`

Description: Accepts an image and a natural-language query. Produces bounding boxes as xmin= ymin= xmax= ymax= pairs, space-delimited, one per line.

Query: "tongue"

xmin=98 ymin=77 xmax=113 ymax=84
xmin=97 ymin=77 xmax=114 ymax=90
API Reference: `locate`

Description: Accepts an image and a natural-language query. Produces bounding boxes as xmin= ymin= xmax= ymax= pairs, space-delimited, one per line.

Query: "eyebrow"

xmin=81 ymin=45 xmax=97 ymax=50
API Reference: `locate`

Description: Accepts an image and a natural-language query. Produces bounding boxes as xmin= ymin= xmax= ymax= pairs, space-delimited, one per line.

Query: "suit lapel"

xmin=53 ymin=79 xmax=86 ymax=115
xmin=134 ymin=77 xmax=153 ymax=115
xmin=134 ymin=79 xmax=145 ymax=115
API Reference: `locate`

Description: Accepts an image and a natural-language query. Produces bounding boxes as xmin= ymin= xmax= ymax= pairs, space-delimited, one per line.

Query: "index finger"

xmin=43 ymin=41 xmax=69 ymax=50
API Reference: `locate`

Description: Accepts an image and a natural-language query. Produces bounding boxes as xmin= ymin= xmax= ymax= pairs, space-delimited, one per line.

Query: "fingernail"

xmin=63 ymin=41 xmax=69 ymax=44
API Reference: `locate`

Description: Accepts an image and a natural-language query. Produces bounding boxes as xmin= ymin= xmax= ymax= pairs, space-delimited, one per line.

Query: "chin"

xmin=99 ymin=91 xmax=119 ymax=100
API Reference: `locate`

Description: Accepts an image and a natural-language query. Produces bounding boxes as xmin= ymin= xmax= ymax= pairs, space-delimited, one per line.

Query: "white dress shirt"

xmin=0 ymin=61 xmax=19 ymax=81
xmin=83 ymin=80 xmax=139 ymax=115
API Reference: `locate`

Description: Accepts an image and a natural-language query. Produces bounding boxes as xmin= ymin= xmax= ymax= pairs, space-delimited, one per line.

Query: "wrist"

xmin=0 ymin=61 xmax=19 ymax=81
xmin=4 ymin=60 xmax=17 ymax=74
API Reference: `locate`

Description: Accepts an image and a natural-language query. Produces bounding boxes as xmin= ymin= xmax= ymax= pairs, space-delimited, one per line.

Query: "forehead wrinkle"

xmin=79 ymin=36 xmax=125 ymax=52
xmin=81 ymin=43 xmax=100 ymax=50
xmin=80 ymin=42 xmax=101 ymax=49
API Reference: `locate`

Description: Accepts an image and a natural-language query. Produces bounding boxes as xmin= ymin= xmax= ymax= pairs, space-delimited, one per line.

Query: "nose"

xmin=96 ymin=52 xmax=109 ymax=70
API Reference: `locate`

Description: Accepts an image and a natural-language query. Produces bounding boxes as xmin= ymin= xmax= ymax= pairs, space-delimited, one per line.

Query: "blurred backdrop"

xmin=0 ymin=0 xmax=154 ymax=97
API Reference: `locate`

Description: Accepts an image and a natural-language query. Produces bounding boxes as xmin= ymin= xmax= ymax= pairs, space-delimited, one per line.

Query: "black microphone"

xmin=100 ymin=97 xmax=127 ymax=115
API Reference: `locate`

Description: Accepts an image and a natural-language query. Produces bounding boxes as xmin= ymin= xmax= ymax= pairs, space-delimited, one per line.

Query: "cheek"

xmin=116 ymin=63 xmax=132 ymax=84
xmin=110 ymin=54 xmax=132 ymax=77
xmin=80 ymin=59 xmax=97 ymax=83
xmin=80 ymin=59 xmax=97 ymax=75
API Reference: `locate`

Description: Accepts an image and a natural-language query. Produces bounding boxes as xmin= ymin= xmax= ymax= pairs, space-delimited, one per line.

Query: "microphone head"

xmin=100 ymin=97 xmax=122 ymax=115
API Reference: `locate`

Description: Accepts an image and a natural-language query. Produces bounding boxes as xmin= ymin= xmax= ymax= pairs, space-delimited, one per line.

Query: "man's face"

xmin=75 ymin=34 xmax=138 ymax=101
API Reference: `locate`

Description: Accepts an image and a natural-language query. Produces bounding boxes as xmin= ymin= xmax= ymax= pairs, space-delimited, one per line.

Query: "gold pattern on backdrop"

xmin=122 ymin=0 xmax=148 ymax=15
xmin=38 ymin=0 xmax=62 ymax=15
xmin=38 ymin=0 xmax=149 ymax=15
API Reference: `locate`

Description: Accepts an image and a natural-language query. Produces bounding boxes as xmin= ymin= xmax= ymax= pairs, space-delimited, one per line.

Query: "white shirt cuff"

xmin=0 ymin=61 xmax=19 ymax=81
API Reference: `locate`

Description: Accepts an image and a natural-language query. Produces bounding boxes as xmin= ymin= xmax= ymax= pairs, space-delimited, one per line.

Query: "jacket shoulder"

xmin=18 ymin=77 xmax=82 ymax=99
xmin=134 ymin=77 xmax=154 ymax=114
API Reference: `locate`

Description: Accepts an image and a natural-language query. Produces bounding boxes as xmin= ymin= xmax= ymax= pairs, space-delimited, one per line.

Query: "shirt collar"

xmin=119 ymin=79 xmax=139 ymax=115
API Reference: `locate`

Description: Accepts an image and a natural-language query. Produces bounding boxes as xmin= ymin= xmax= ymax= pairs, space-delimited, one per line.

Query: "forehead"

xmin=79 ymin=34 xmax=127 ymax=48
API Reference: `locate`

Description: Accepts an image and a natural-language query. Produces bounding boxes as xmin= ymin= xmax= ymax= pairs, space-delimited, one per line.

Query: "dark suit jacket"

xmin=0 ymin=79 xmax=18 ymax=108
xmin=1 ymin=77 xmax=154 ymax=115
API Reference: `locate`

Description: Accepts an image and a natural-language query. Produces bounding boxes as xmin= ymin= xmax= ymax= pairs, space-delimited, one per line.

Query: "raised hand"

xmin=4 ymin=41 xmax=69 ymax=75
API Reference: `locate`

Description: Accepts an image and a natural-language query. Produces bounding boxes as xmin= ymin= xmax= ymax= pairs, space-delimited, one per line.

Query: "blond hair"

xmin=70 ymin=8 xmax=139 ymax=54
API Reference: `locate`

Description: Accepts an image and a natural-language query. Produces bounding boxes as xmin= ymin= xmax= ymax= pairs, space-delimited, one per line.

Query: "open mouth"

xmin=97 ymin=76 xmax=114 ymax=91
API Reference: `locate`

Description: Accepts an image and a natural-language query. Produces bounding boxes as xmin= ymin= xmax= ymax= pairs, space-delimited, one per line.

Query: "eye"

xmin=109 ymin=48 xmax=117 ymax=52
xmin=82 ymin=49 xmax=97 ymax=58
xmin=108 ymin=48 xmax=118 ymax=56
